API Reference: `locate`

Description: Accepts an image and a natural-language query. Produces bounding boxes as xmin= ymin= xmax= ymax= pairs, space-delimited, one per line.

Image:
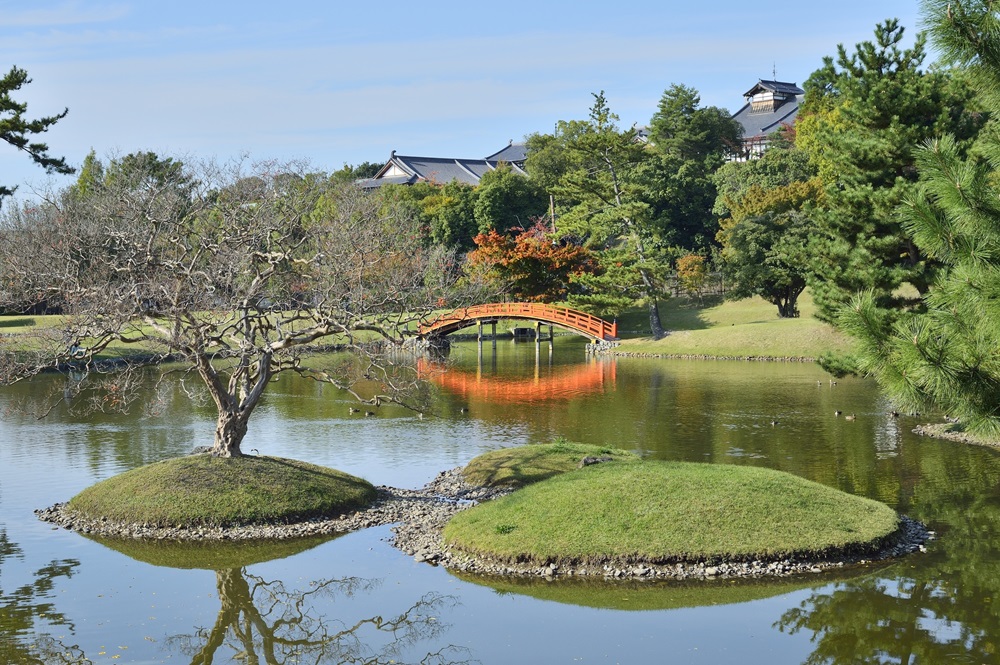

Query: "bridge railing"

xmin=420 ymin=303 xmax=618 ymax=341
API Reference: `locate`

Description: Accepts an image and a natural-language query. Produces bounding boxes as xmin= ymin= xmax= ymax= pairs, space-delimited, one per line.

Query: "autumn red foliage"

xmin=467 ymin=221 xmax=597 ymax=303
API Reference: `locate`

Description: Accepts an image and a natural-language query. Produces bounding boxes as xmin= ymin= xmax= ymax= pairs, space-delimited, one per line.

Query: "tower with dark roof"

xmin=731 ymin=80 xmax=804 ymax=160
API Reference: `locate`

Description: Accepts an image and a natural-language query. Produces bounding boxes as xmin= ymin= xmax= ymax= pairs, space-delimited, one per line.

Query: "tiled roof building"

xmin=731 ymin=80 xmax=804 ymax=160
xmin=360 ymin=142 xmax=527 ymax=189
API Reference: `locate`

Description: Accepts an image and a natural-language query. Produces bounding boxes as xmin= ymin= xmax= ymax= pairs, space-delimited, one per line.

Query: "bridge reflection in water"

xmin=422 ymin=357 xmax=617 ymax=404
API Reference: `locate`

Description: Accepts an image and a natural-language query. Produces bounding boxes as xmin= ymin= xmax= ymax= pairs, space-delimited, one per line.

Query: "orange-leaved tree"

xmin=466 ymin=221 xmax=597 ymax=303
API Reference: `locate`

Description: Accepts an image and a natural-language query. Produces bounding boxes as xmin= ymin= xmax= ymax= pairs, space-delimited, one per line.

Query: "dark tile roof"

xmin=484 ymin=141 xmax=528 ymax=164
xmin=732 ymin=97 xmax=802 ymax=138
xmin=732 ymin=79 xmax=804 ymax=140
xmin=360 ymin=151 xmax=528 ymax=189
xmin=743 ymin=80 xmax=805 ymax=98
xmin=358 ymin=174 xmax=415 ymax=188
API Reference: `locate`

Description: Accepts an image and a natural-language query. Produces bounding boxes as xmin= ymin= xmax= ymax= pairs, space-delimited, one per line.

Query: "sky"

xmin=1 ymin=0 xmax=926 ymax=199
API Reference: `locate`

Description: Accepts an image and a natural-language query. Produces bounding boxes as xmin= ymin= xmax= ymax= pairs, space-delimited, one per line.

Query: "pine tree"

xmin=798 ymin=19 xmax=984 ymax=323
xmin=841 ymin=1 xmax=1000 ymax=437
xmin=642 ymin=84 xmax=742 ymax=252
xmin=544 ymin=92 xmax=669 ymax=336
xmin=0 ymin=66 xmax=74 ymax=204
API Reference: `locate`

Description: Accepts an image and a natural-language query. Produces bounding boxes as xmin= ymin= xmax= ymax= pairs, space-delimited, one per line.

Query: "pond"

xmin=2 ymin=338 xmax=1000 ymax=663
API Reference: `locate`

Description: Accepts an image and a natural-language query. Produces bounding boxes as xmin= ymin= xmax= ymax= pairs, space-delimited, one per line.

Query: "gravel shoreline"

xmin=36 ymin=467 xmax=932 ymax=580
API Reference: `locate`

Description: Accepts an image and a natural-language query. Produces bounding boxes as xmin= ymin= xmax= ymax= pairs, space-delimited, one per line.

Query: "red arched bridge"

xmin=419 ymin=303 xmax=618 ymax=342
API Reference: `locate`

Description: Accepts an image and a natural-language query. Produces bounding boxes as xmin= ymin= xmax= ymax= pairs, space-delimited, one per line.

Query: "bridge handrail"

xmin=420 ymin=302 xmax=618 ymax=341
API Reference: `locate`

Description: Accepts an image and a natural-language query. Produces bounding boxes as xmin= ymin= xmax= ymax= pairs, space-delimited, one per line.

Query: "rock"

xmin=578 ymin=456 xmax=614 ymax=468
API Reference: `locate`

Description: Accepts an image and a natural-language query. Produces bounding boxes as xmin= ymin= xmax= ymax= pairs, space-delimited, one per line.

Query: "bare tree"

xmin=0 ymin=155 xmax=469 ymax=457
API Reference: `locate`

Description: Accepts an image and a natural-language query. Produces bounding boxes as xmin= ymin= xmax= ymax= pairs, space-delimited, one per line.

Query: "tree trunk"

xmin=197 ymin=351 xmax=271 ymax=458
xmin=648 ymin=298 xmax=666 ymax=339
xmin=777 ymin=298 xmax=800 ymax=318
xmin=212 ymin=409 xmax=248 ymax=457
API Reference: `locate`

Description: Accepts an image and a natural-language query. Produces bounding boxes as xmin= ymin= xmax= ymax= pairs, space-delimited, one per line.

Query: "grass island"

xmin=37 ymin=441 xmax=927 ymax=580
xmin=66 ymin=455 xmax=377 ymax=528
xmin=446 ymin=457 xmax=901 ymax=567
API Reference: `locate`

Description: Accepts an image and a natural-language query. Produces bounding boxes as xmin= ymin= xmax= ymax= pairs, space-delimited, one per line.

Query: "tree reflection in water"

xmin=166 ymin=568 xmax=473 ymax=665
xmin=0 ymin=529 xmax=90 ymax=665
xmin=776 ymin=447 xmax=1000 ymax=664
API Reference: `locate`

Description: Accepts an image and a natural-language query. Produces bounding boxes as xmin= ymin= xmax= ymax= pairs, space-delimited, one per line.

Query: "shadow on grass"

xmin=0 ymin=317 xmax=35 ymax=329
xmin=618 ymin=296 xmax=726 ymax=334
xmin=660 ymin=295 xmax=726 ymax=331
xmin=466 ymin=444 xmax=635 ymax=490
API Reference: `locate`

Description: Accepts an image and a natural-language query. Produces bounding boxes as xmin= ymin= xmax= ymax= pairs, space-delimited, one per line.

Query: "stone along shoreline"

xmin=37 ymin=467 xmax=932 ymax=580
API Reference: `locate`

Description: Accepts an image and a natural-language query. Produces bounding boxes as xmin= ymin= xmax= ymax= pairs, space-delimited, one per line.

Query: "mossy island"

xmin=449 ymin=456 xmax=901 ymax=569
xmin=38 ymin=442 xmax=929 ymax=580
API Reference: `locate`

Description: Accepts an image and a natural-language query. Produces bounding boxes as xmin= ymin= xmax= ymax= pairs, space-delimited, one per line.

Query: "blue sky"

xmin=2 ymin=0 xmax=924 ymax=198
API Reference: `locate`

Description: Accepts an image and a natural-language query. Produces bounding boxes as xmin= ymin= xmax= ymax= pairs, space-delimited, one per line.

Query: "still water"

xmin=2 ymin=338 xmax=999 ymax=663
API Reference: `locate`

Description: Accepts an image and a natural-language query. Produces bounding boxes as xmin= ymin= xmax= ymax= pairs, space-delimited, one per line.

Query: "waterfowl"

xmin=349 ymin=407 xmax=360 ymax=414
xmin=844 ymin=413 xmax=856 ymax=421
xmin=834 ymin=410 xmax=843 ymax=417
xmin=365 ymin=411 xmax=376 ymax=417
xmin=770 ymin=420 xmax=779 ymax=426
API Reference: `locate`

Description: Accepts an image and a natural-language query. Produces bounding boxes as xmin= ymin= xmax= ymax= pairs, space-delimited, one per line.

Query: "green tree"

xmin=68 ymin=149 xmax=104 ymax=200
xmin=524 ymin=120 xmax=593 ymax=197
xmin=642 ymin=84 xmax=742 ymax=252
xmin=719 ymin=209 xmax=815 ymax=318
xmin=798 ymin=19 xmax=985 ymax=323
xmin=379 ymin=181 xmax=478 ymax=252
xmin=104 ymin=150 xmax=195 ymax=193
xmin=473 ymin=164 xmax=547 ymax=235
xmin=329 ymin=160 xmax=382 ymax=183
xmin=715 ymin=141 xmax=822 ymax=318
xmin=0 ymin=66 xmax=74 ymax=205
xmin=840 ymin=1 xmax=1000 ymax=437
xmin=543 ymin=92 xmax=668 ymax=336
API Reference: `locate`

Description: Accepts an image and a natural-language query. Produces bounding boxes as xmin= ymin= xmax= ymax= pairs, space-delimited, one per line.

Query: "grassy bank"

xmin=68 ymin=455 xmax=377 ymax=527
xmin=444 ymin=461 xmax=899 ymax=565
xmin=614 ymin=292 xmax=854 ymax=359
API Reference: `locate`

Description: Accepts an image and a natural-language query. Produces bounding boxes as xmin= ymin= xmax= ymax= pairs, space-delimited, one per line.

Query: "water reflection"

xmin=424 ymin=355 xmax=616 ymax=404
xmin=0 ymin=529 xmax=88 ymax=665
xmin=450 ymin=567 xmax=884 ymax=612
xmin=86 ymin=533 xmax=337 ymax=570
xmin=777 ymin=573 xmax=991 ymax=664
xmin=167 ymin=569 xmax=468 ymax=665
xmin=9 ymin=348 xmax=1000 ymax=662
xmin=92 ymin=537 xmax=474 ymax=665
xmin=774 ymin=434 xmax=1000 ymax=663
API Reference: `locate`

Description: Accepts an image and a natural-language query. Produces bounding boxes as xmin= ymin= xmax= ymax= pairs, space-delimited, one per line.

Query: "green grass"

xmin=615 ymin=291 xmax=854 ymax=359
xmin=68 ymin=455 xmax=377 ymax=528
xmin=0 ymin=311 xmax=393 ymax=360
xmin=444 ymin=462 xmax=899 ymax=566
xmin=461 ymin=440 xmax=639 ymax=489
